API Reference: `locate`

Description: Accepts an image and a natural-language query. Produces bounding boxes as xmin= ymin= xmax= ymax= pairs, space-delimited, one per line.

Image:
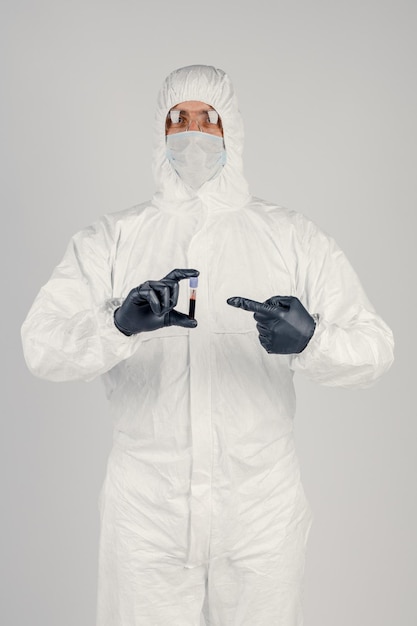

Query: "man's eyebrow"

xmin=170 ymin=108 xmax=215 ymax=113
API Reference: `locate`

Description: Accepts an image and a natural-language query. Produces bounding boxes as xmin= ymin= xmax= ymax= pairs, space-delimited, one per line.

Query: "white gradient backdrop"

xmin=2 ymin=1 xmax=415 ymax=624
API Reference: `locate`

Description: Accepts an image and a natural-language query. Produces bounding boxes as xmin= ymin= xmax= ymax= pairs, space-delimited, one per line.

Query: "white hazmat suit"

xmin=21 ymin=65 xmax=394 ymax=625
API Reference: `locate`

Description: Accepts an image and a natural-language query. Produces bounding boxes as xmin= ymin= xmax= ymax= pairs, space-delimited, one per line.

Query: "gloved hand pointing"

xmin=114 ymin=269 xmax=199 ymax=336
xmin=227 ymin=295 xmax=316 ymax=354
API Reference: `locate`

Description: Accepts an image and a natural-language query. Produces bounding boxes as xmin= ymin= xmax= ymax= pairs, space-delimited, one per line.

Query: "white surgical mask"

xmin=166 ymin=131 xmax=226 ymax=189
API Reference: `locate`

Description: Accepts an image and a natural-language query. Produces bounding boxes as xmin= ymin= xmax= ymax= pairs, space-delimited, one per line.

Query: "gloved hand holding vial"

xmin=114 ymin=268 xmax=199 ymax=335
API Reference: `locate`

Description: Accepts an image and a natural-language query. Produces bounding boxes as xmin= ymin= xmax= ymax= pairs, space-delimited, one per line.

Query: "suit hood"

xmin=151 ymin=64 xmax=251 ymax=209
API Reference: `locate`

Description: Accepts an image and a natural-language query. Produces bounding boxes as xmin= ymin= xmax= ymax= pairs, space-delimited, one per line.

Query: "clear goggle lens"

xmin=167 ymin=109 xmax=221 ymax=133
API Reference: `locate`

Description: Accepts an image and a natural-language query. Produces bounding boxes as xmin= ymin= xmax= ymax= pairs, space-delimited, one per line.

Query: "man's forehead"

xmin=170 ymin=100 xmax=215 ymax=112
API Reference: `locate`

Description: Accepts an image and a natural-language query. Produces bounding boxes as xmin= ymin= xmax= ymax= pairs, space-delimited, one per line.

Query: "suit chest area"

xmin=111 ymin=210 xmax=296 ymax=332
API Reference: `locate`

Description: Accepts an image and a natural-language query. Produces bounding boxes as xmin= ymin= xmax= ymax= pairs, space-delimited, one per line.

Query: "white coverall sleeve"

xmin=290 ymin=218 xmax=394 ymax=388
xmin=21 ymin=219 xmax=141 ymax=382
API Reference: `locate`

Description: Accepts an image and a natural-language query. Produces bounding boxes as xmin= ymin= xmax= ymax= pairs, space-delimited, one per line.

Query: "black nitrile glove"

xmin=114 ymin=268 xmax=199 ymax=336
xmin=227 ymin=295 xmax=316 ymax=354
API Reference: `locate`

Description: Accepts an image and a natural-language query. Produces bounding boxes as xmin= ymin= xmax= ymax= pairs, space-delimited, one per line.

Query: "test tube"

xmin=188 ymin=277 xmax=198 ymax=319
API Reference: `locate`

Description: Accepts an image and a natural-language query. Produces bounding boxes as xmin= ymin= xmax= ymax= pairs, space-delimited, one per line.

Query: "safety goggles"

xmin=166 ymin=108 xmax=222 ymax=135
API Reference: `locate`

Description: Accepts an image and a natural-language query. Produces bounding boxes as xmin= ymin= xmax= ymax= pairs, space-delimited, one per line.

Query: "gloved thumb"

xmin=167 ymin=310 xmax=198 ymax=328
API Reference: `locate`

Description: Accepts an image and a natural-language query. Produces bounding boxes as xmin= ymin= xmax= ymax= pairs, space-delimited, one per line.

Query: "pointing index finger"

xmin=227 ymin=297 xmax=267 ymax=314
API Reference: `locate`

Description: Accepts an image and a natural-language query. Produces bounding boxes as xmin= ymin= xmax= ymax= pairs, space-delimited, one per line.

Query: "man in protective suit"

xmin=21 ymin=65 xmax=394 ymax=625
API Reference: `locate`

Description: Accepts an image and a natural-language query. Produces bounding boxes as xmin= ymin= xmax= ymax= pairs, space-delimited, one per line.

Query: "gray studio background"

xmin=2 ymin=1 xmax=415 ymax=625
